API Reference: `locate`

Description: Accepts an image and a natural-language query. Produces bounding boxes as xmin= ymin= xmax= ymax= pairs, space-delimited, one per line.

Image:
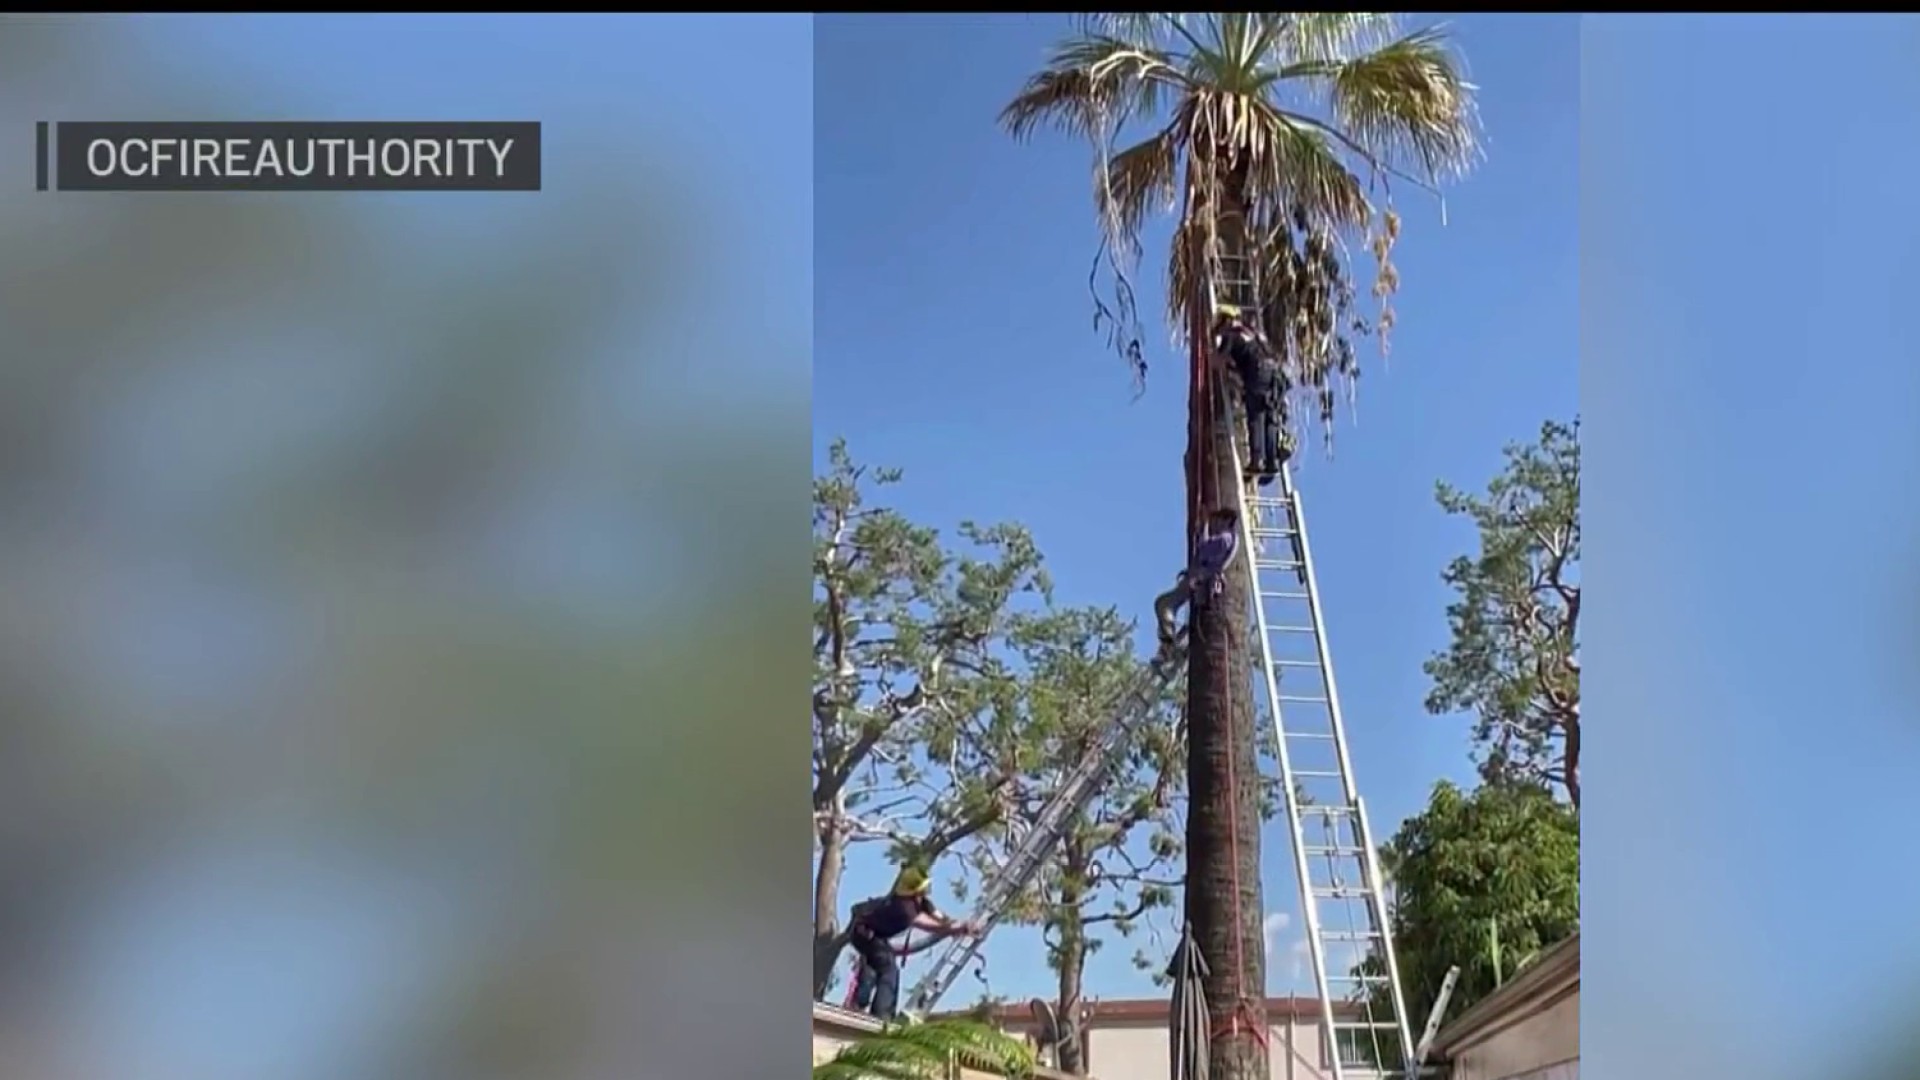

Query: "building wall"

xmin=1015 ymin=1016 xmax=1360 ymax=1080
xmin=1443 ymin=989 xmax=1577 ymax=1080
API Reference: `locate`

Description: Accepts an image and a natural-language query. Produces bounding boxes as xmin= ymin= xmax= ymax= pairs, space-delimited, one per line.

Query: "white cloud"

xmin=1262 ymin=912 xmax=1291 ymax=957
xmin=1289 ymin=938 xmax=1313 ymax=984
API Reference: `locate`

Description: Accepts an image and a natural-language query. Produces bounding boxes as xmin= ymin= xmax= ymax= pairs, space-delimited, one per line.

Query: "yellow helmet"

xmin=1214 ymin=303 xmax=1242 ymax=319
xmin=892 ymin=867 xmax=932 ymax=896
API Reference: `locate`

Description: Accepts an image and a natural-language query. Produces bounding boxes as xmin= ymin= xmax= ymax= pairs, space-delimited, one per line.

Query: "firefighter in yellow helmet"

xmin=844 ymin=866 xmax=980 ymax=1019
xmin=1212 ymin=303 xmax=1289 ymax=483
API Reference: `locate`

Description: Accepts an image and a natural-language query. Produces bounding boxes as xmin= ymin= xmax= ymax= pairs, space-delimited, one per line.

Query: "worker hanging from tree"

xmin=842 ymin=866 xmax=981 ymax=1020
xmin=1153 ymin=506 xmax=1241 ymax=656
xmin=1212 ymin=305 xmax=1291 ymax=485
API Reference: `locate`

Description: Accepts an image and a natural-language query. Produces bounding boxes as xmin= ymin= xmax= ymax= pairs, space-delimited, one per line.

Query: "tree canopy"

xmin=1353 ymin=779 xmax=1578 ymax=1050
xmin=957 ymin=604 xmax=1184 ymax=1070
xmin=1425 ymin=418 xmax=1582 ymax=806
xmin=812 ymin=441 xmax=1187 ymax=1020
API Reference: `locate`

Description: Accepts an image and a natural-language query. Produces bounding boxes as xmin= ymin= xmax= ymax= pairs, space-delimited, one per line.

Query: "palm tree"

xmin=814 ymin=1018 xmax=1036 ymax=1080
xmin=1002 ymin=15 xmax=1478 ymax=1080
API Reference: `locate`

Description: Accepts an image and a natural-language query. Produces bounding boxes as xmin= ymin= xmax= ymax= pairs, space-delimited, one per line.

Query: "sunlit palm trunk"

xmin=1181 ymin=174 xmax=1270 ymax=1080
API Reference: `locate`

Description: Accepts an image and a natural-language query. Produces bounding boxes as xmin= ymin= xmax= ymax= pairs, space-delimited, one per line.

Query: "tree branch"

xmin=1083 ymin=893 xmax=1160 ymax=927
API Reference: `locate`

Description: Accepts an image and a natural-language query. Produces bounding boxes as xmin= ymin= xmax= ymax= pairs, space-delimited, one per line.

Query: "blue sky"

xmin=815 ymin=14 xmax=1577 ymax=1005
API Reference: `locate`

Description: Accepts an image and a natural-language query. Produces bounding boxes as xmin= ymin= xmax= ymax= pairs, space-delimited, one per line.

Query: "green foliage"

xmin=813 ymin=440 xmax=1061 ymax=994
xmin=1425 ymin=419 xmax=1582 ymax=806
xmin=814 ymin=1018 xmax=1036 ymax=1080
xmin=957 ymin=604 xmax=1186 ymax=996
xmin=1357 ymin=780 xmax=1579 ymax=1042
xmin=813 ymin=438 xmax=1051 ymax=866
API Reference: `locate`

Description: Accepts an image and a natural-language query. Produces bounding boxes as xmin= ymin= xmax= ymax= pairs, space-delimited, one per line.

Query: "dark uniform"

xmin=1214 ymin=318 xmax=1287 ymax=479
xmin=846 ymin=890 xmax=939 ymax=1019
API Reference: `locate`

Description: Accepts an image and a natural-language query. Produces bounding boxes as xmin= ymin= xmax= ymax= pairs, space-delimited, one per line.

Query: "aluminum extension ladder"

xmin=902 ymin=649 xmax=1185 ymax=1017
xmin=1206 ymin=241 xmax=1415 ymax=1078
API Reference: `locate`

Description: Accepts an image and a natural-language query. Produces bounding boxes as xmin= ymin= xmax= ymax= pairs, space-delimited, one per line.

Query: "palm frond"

xmin=1272 ymin=12 xmax=1402 ymax=64
xmin=1202 ymin=90 xmax=1373 ymax=231
xmin=999 ymin=36 xmax=1185 ymax=144
xmin=814 ymin=1018 xmax=1036 ymax=1080
xmin=1322 ymin=26 xmax=1481 ymax=182
xmin=1078 ymin=13 xmax=1190 ymax=54
xmin=1096 ymin=126 xmax=1182 ymax=260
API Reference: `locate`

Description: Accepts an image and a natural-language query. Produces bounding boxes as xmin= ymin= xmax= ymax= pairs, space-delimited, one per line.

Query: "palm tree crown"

xmin=1002 ymin=13 xmax=1479 ymax=443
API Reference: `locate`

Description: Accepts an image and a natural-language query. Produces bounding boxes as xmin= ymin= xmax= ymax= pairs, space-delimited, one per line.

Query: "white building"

xmin=977 ymin=994 xmax=1372 ymax=1080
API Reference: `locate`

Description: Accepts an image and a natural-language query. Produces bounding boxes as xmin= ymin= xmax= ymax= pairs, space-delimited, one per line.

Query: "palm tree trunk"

xmin=1181 ymin=174 xmax=1270 ymax=1080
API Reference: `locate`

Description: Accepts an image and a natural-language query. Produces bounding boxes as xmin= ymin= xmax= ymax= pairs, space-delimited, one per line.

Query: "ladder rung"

xmin=1256 ymin=558 xmax=1303 ymax=569
xmin=1299 ymin=803 xmax=1356 ymax=813
xmin=1250 ymin=527 xmax=1297 ymax=538
xmin=1327 ymin=973 xmax=1391 ymax=982
xmin=1267 ymin=625 xmax=1316 ymax=634
xmin=1268 ymin=658 xmax=1319 ymax=668
xmin=1291 ymin=769 xmax=1342 ymax=779
xmin=1304 ymin=845 xmax=1366 ymax=856
xmin=1277 ymin=694 xmax=1328 ymax=704
xmin=1333 ymin=1021 xmax=1403 ymax=1031
xmin=1312 ymin=887 xmax=1376 ymax=899
xmin=1286 ymin=731 xmax=1337 ymax=740
xmin=1259 ymin=590 xmax=1309 ymax=600
xmin=1319 ymin=930 xmax=1384 ymax=941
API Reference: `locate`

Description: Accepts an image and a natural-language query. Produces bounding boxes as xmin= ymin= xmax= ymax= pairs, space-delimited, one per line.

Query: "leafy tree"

xmin=1426 ymin=419 xmax=1582 ymax=806
xmin=1354 ymin=780 xmax=1578 ymax=1061
xmin=814 ymin=1018 xmax=1035 ymax=1080
xmin=956 ymin=606 xmax=1184 ymax=1073
xmin=813 ymin=441 xmax=1051 ymax=994
xmin=1002 ymin=16 xmax=1479 ymax=1079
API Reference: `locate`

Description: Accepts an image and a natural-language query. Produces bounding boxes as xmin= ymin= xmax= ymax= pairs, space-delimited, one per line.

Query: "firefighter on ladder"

xmin=841 ymin=867 xmax=981 ymax=1020
xmin=1212 ymin=304 xmax=1291 ymax=486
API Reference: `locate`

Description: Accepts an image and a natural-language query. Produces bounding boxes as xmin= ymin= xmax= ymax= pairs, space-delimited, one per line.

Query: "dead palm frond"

xmin=813 ymin=1018 xmax=1036 ymax=1080
xmin=1002 ymin=12 xmax=1480 ymax=450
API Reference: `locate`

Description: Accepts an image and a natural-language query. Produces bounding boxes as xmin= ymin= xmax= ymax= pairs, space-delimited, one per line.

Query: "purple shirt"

xmin=1194 ymin=524 xmax=1237 ymax=576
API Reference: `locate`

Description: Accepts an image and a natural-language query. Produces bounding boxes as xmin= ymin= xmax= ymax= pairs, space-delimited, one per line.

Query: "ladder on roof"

xmin=1208 ymin=244 xmax=1415 ymax=1079
xmin=901 ymin=649 xmax=1184 ymax=1017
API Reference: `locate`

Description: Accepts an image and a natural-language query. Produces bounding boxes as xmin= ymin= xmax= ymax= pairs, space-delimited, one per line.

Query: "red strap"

xmin=1209 ymin=1001 xmax=1272 ymax=1048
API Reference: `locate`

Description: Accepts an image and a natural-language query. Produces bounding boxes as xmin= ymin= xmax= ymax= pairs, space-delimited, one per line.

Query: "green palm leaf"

xmin=814 ymin=1019 xmax=1036 ymax=1080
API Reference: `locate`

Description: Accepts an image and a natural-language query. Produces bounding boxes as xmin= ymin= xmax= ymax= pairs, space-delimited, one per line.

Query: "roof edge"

xmin=1431 ymin=931 xmax=1580 ymax=1055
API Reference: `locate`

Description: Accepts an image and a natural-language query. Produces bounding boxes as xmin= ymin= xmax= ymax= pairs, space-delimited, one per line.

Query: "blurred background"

xmin=0 ymin=15 xmax=810 ymax=1080
xmin=1583 ymin=14 xmax=1920 ymax=1080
